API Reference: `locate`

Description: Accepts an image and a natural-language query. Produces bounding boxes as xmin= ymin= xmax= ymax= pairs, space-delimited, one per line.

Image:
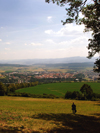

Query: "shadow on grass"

xmin=92 ymin=113 xmax=100 ymax=116
xmin=95 ymin=101 xmax=100 ymax=106
xmin=94 ymin=101 xmax=100 ymax=106
xmin=0 ymin=127 xmax=40 ymax=133
xmin=32 ymin=113 xmax=100 ymax=133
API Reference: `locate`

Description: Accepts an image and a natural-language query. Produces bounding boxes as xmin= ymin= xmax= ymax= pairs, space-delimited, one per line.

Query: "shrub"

xmin=65 ymin=91 xmax=72 ymax=99
xmin=0 ymin=82 xmax=7 ymax=96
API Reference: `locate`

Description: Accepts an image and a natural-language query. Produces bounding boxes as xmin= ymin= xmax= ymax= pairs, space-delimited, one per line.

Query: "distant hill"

xmin=0 ymin=64 xmax=27 ymax=67
xmin=45 ymin=62 xmax=94 ymax=68
xmin=0 ymin=62 xmax=94 ymax=72
xmin=0 ymin=56 xmax=97 ymax=65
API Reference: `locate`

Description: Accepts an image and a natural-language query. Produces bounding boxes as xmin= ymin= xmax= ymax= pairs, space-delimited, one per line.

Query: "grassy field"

xmin=16 ymin=82 xmax=100 ymax=97
xmin=0 ymin=96 xmax=100 ymax=133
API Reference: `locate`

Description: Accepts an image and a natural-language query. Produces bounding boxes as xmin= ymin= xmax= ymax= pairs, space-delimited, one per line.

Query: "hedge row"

xmin=65 ymin=91 xmax=100 ymax=100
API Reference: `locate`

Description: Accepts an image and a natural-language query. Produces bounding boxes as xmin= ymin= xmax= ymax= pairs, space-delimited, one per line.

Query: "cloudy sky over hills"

xmin=0 ymin=0 xmax=94 ymax=60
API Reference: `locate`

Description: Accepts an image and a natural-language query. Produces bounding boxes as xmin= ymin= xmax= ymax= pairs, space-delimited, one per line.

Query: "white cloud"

xmin=58 ymin=40 xmax=69 ymax=46
xmin=25 ymin=42 xmax=43 ymax=46
xmin=45 ymin=30 xmax=54 ymax=34
xmin=6 ymin=42 xmax=11 ymax=45
xmin=45 ymin=39 xmax=56 ymax=45
xmin=31 ymin=43 xmax=42 ymax=46
xmin=47 ymin=16 xmax=52 ymax=22
xmin=45 ymin=24 xmax=86 ymax=37
xmin=44 ymin=36 xmax=88 ymax=47
xmin=5 ymin=48 xmax=10 ymax=51
xmin=67 ymin=36 xmax=89 ymax=46
xmin=0 ymin=39 xmax=2 ymax=41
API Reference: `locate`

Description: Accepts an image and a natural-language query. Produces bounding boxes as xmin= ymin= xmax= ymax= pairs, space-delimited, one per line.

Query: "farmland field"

xmin=16 ymin=82 xmax=100 ymax=97
xmin=0 ymin=96 xmax=100 ymax=133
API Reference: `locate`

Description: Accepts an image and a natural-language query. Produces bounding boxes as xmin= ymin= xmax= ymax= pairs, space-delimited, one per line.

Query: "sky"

xmin=0 ymin=0 xmax=94 ymax=60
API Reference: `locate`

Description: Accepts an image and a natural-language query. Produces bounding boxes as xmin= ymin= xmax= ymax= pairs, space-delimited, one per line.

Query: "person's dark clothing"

xmin=72 ymin=103 xmax=76 ymax=114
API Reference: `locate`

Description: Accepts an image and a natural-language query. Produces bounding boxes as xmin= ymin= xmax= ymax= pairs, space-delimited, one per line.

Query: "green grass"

xmin=16 ymin=82 xmax=100 ymax=97
xmin=0 ymin=96 xmax=100 ymax=133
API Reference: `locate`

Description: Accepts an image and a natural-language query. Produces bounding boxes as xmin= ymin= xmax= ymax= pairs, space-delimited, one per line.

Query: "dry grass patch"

xmin=0 ymin=96 xmax=100 ymax=132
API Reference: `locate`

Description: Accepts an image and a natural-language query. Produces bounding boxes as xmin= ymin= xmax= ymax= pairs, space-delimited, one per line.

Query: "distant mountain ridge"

xmin=0 ymin=56 xmax=97 ymax=65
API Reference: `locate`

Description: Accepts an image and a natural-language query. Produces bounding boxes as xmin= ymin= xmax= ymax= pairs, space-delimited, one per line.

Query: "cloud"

xmin=45 ymin=39 xmax=56 ymax=45
xmin=62 ymin=36 xmax=89 ymax=47
xmin=0 ymin=39 xmax=2 ymax=42
xmin=47 ymin=16 xmax=52 ymax=22
xmin=44 ymin=36 xmax=88 ymax=47
xmin=6 ymin=42 xmax=11 ymax=45
xmin=31 ymin=43 xmax=42 ymax=46
xmin=45 ymin=30 xmax=54 ymax=34
xmin=25 ymin=42 xmax=43 ymax=46
xmin=45 ymin=24 xmax=86 ymax=36
xmin=5 ymin=48 xmax=10 ymax=51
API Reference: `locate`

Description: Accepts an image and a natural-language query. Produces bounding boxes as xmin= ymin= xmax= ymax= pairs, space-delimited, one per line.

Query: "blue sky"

xmin=0 ymin=0 xmax=93 ymax=60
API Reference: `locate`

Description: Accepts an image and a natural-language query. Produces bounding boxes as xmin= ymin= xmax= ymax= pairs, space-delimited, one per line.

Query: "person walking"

xmin=72 ymin=102 xmax=76 ymax=114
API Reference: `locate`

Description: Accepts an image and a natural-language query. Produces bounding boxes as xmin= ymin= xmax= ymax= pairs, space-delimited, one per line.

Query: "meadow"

xmin=0 ymin=96 xmax=100 ymax=133
xmin=16 ymin=82 xmax=100 ymax=97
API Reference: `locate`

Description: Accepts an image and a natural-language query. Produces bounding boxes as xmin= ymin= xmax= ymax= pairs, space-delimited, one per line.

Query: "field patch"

xmin=0 ymin=96 xmax=100 ymax=132
xmin=16 ymin=82 xmax=100 ymax=97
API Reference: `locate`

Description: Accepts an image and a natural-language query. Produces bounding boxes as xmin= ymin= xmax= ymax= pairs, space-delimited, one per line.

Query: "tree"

xmin=45 ymin=0 xmax=100 ymax=77
xmin=80 ymin=84 xmax=93 ymax=96
xmin=93 ymin=58 xmax=100 ymax=79
xmin=8 ymin=83 xmax=16 ymax=93
xmin=0 ymin=82 xmax=7 ymax=96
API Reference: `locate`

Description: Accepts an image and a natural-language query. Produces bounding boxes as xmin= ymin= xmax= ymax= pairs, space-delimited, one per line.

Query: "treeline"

xmin=30 ymin=77 xmax=86 ymax=83
xmin=0 ymin=81 xmax=38 ymax=96
xmin=7 ymin=93 xmax=59 ymax=99
xmin=65 ymin=84 xmax=100 ymax=100
xmin=0 ymin=82 xmax=100 ymax=100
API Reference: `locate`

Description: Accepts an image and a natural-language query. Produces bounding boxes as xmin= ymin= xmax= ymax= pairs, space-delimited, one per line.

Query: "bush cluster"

xmin=65 ymin=91 xmax=100 ymax=100
xmin=7 ymin=92 xmax=59 ymax=99
xmin=65 ymin=84 xmax=100 ymax=101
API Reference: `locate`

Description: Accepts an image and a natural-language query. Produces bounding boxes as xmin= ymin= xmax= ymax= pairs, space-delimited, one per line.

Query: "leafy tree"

xmin=0 ymin=82 xmax=7 ymax=96
xmin=65 ymin=91 xmax=72 ymax=99
xmin=45 ymin=0 xmax=100 ymax=77
xmin=93 ymin=59 xmax=100 ymax=79
xmin=80 ymin=84 xmax=93 ymax=96
xmin=8 ymin=83 xmax=16 ymax=92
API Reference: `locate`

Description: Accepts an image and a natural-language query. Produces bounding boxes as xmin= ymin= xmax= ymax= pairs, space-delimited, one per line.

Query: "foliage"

xmin=65 ymin=83 xmax=100 ymax=100
xmin=46 ymin=0 xmax=86 ymax=23
xmin=80 ymin=84 xmax=93 ymax=95
xmin=45 ymin=0 xmax=100 ymax=76
xmin=0 ymin=82 xmax=7 ymax=96
xmin=80 ymin=4 xmax=100 ymax=57
xmin=93 ymin=59 xmax=100 ymax=79
xmin=0 ymin=81 xmax=39 ymax=96
xmin=65 ymin=91 xmax=82 ymax=99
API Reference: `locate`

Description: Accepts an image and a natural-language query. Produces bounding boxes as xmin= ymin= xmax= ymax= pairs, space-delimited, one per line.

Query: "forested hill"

xmin=0 ymin=62 xmax=94 ymax=69
xmin=0 ymin=64 xmax=28 ymax=67
xmin=44 ymin=62 xmax=94 ymax=68
xmin=42 ymin=62 xmax=94 ymax=70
